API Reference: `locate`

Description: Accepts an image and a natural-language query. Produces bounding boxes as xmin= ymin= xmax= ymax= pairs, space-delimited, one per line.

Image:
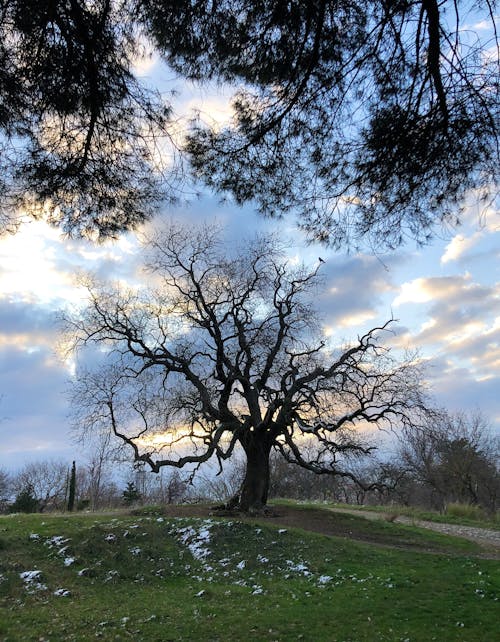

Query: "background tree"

xmin=67 ymin=223 xmax=430 ymax=511
xmin=134 ymin=467 xmax=189 ymax=505
xmin=0 ymin=467 xmax=12 ymax=513
xmin=397 ymin=410 xmax=499 ymax=513
xmin=67 ymin=460 xmax=76 ymax=512
xmin=12 ymin=459 xmax=69 ymax=512
xmin=0 ymin=1 xmax=497 ymax=246
xmin=122 ymin=480 xmax=141 ymax=506
xmin=70 ymin=413 xmax=125 ymax=510
xmin=9 ymin=483 xmax=39 ymax=513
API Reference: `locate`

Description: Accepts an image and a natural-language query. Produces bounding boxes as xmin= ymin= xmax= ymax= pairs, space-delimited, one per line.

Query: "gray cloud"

xmin=0 ymin=344 xmax=73 ymax=470
xmin=426 ymin=355 xmax=500 ymax=433
xmin=0 ymin=296 xmax=59 ymax=340
xmin=317 ymin=253 xmax=403 ymax=330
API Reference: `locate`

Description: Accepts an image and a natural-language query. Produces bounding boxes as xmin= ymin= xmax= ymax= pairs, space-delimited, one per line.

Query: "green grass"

xmin=0 ymin=508 xmax=499 ymax=641
xmin=290 ymin=500 xmax=500 ymax=530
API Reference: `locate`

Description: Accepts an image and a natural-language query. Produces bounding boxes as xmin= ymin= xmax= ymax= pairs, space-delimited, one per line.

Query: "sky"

xmin=0 ymin=187 xmax=498 ymax=472
xmin=0 ymin=28 xmax=499 ymax=472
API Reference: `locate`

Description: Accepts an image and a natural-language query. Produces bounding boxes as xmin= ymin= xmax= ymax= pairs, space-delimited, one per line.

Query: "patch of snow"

xmin=104 ymin=534 xmax=116 ymax=542
xmin=29 ymin=533 xmax=40 ymax=540
xmin=286 ymin=560 xmax=311 ymax=576
xmin=176 ymin=521 xmax=213 ymax=560
xmin=129 ymin=547 xmax=142 ymax=555
xmin=318 ymin=575 xmax=333 ymax=584
xmin=278 ymin=529 xmax=287 ymax=534
xmin=45 ymin=535 xmax=69 ymax=548
xmin=54 ymin=588 xmax=71 ymax=597
xmin=63 ymin=557 xmax=76 ymax=567
xmin=104 ymin=570 xmax=119 ymax=582
xmin=195 ymin=589 xmax=205 ymax=597
xmin=20 ymin=570 xmax=47 ymax=592
xmin=20 ymin=570 xmax=42 ymax=581
xmin=236 ymin=560 xmax=246 ymax=570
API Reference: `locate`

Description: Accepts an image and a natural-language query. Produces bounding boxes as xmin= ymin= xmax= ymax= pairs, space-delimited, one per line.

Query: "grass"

xmin=0 ymin=507 xmax=499 ymax=641
xmin=267 ymin=500 xmax=485 ymax=556
xmin=293 ymin=500 xmax=500 ymax=530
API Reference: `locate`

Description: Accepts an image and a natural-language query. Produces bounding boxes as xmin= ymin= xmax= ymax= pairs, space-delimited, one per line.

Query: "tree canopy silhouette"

xmin=0 ymin=0 xmax=172 ymax=238
xmin=1 ymin=1 xmax=497 ymax=246
xmin=67 ymin=224 xmax=430 ymax=511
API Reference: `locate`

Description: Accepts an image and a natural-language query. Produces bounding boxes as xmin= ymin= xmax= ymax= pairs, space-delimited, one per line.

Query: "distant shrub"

xmin=445 ymin=503 xmax=485 ymax=521
xmin=76 ymin=498 xmax=90 ymax=511
xmin=9 ymin=484 xmax=39 ymax=513
xmin=130 ymin=504 xmax=166 ymax=516
xmin=122 ymin=481 xmax=141 ymax=506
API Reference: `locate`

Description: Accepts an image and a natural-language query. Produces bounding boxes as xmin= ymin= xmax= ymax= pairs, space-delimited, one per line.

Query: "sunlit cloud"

xmin=390 ymin=271 xmax=500 ymax=386
xmin=441 ymin=232 xmax=482 ymax=263
xmin=336 ymin=310 xmax=377 ymax=328
xmin=0 ymin=222 xmax=74 ymax=303
xmin=472 ymin=19 xmax=498 ymax=31
xmin=393 ymin=274 xmax=475 ymax=307
xmin=131 ymin=42 xmax=159 ymax=76
xmin=0 ymin=220 xmax=143 ymax=307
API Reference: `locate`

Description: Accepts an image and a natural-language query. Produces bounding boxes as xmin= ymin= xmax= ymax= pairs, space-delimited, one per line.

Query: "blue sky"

xmin=0 ymin=38 xmax=499 ymax=471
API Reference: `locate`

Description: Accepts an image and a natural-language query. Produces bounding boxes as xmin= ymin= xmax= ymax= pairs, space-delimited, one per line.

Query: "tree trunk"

xmin=239 ymin=437 xmax=272 ymax=511
xmin=67 ymin=461 xmax=76 ymax=512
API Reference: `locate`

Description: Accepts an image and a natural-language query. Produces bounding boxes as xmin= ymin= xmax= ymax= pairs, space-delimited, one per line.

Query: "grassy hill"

xmin=0 ymin=504 xmax=498 ymax=641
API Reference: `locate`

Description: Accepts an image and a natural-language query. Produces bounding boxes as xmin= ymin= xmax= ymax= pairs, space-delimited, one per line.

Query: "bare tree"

xmin=12 ymin=460 xmax=69 ymax=512
xmin=66 ymin=223 xmax=430 ymax=511
xmin=120 ymin=464 xmax=189 ymax=505
xmin=0 ymin=467 xmax=11 ymax=512
xmin=398 ymin=410 xmax=499 ymax=512
xmin=70 ymin=412 xmax=123 ymax=511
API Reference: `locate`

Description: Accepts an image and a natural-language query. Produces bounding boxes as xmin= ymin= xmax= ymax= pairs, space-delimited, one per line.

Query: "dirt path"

xmin=326 ymin=506 xmax=500 ymax=549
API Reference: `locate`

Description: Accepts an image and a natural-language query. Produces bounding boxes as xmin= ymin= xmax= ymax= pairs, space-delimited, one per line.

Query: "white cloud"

xmin=441 ymin=232 xmax=482 ymax=264
xmin=391 ymin=274 xmax=500 ymax=386
xmin=336 ymin=310 xmax=377 ymax=328
xmin=393 ymin=275 xmax=472 ymax=306
xmin=0 ymin=222 xmax=74 ymax=303
xmin=0 ymin=221 xmax=143 ymax=306
xmin=471 ymin=18 xmax=499 ymax=31
xmin=130 ymin=37 xmax=159 ymax=76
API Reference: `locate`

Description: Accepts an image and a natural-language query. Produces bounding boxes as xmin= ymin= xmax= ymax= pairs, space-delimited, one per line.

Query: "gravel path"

xmin=327 ymin=507 xmax=500 ymax=549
